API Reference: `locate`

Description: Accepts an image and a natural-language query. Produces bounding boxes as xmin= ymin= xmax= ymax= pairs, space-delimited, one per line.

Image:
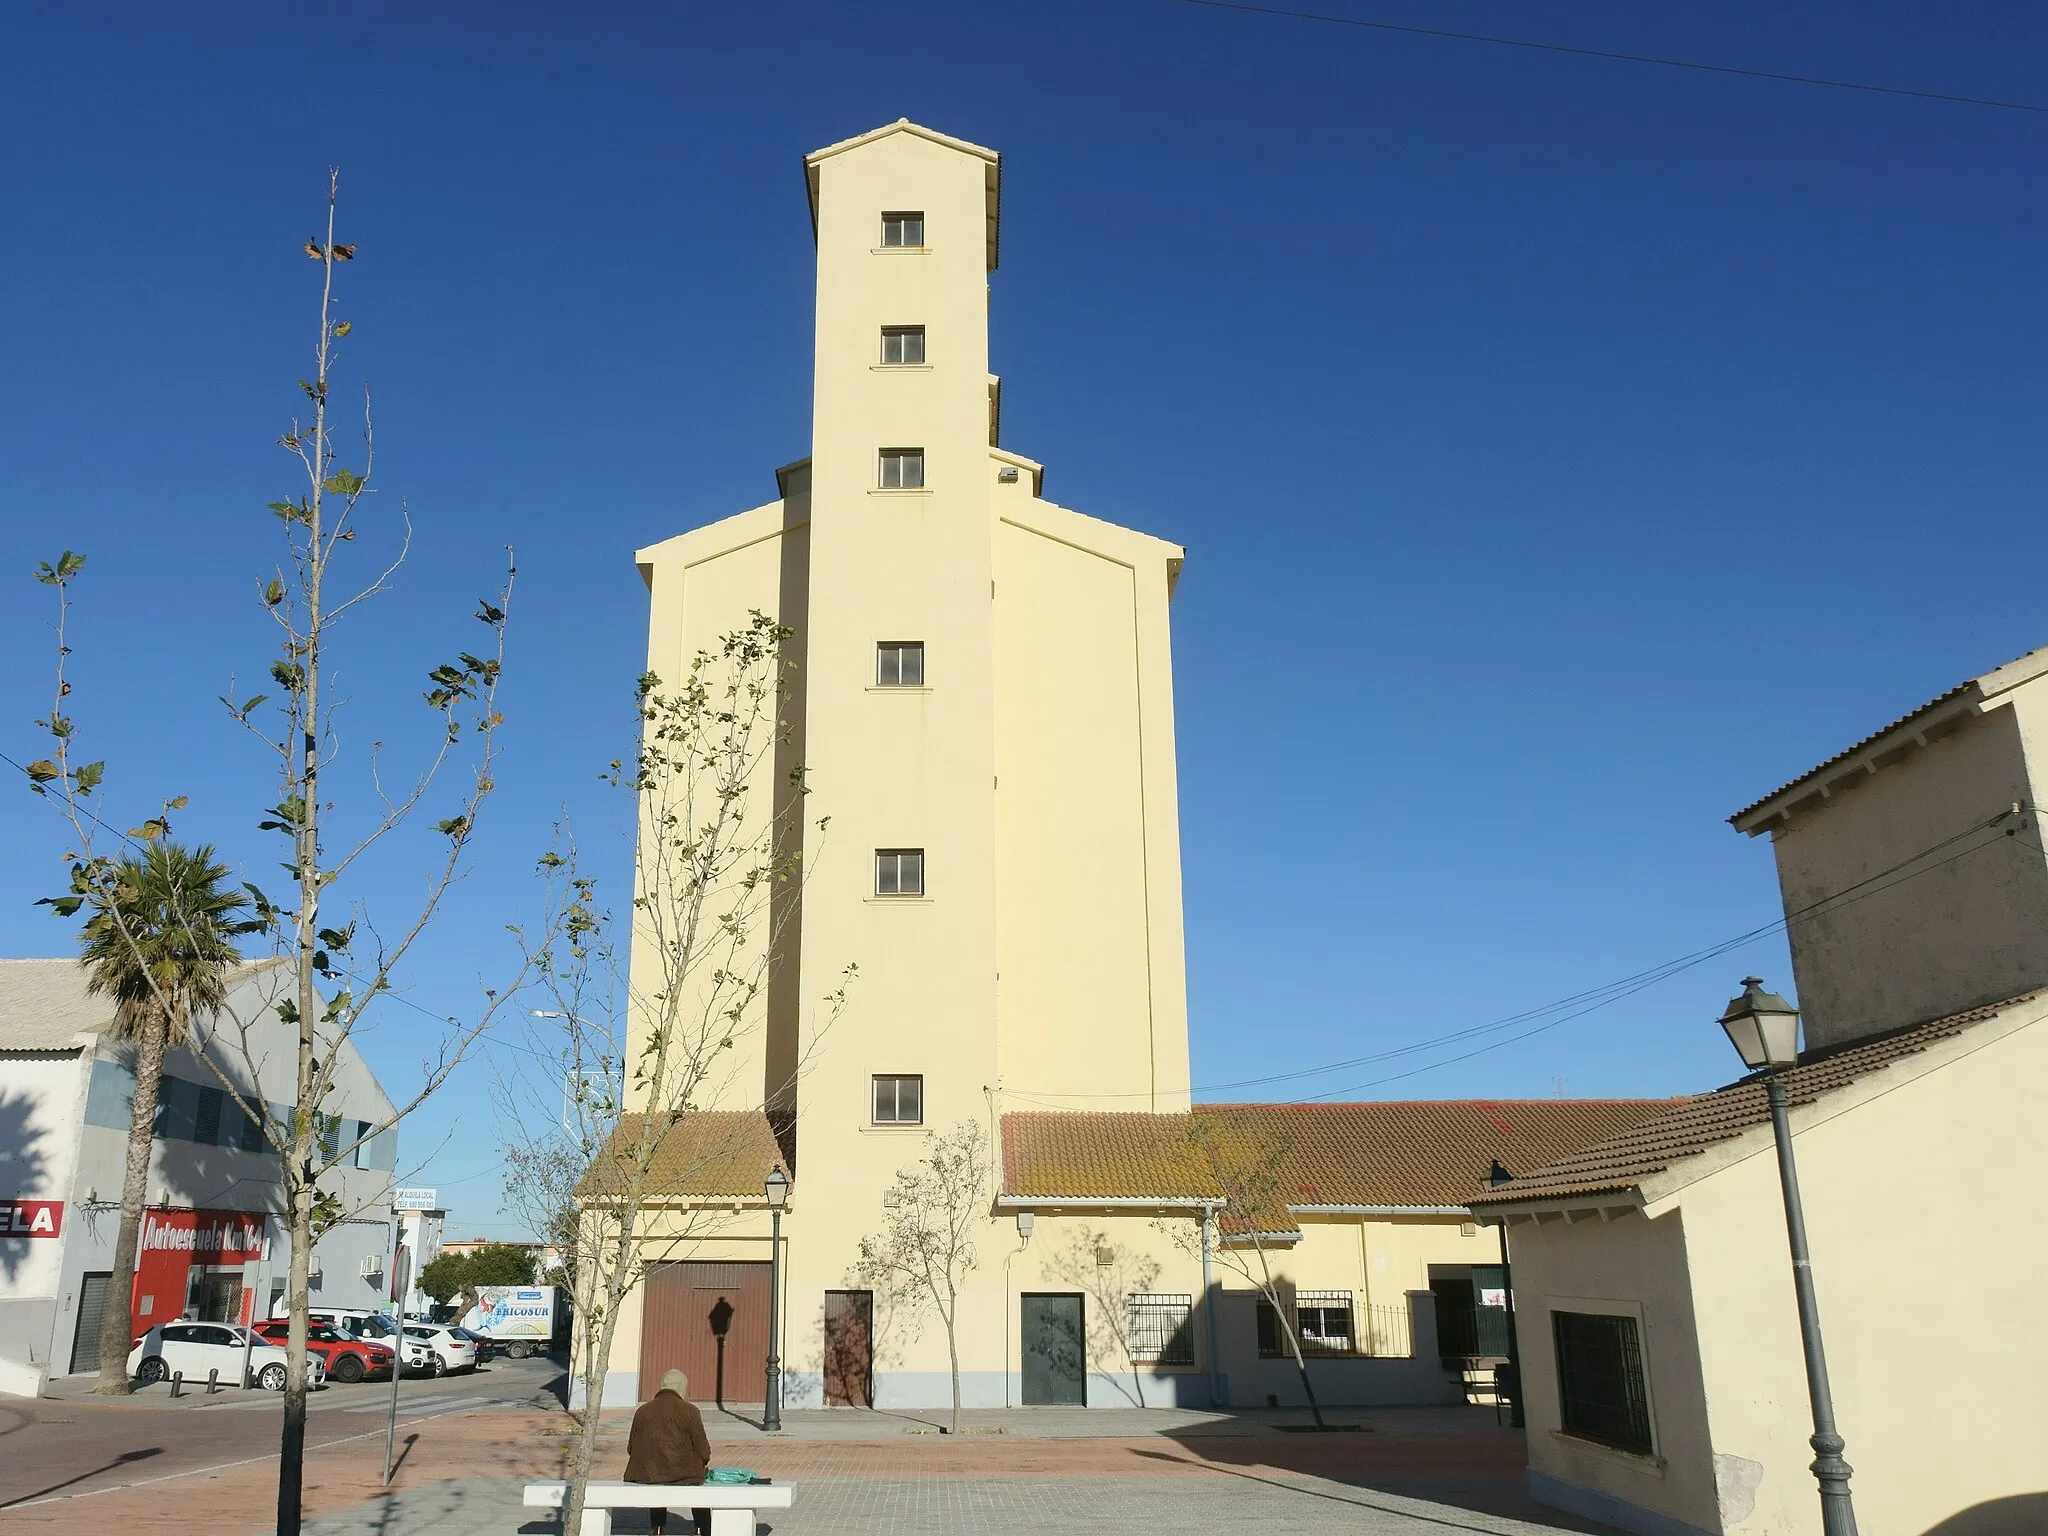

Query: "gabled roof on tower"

xmin=804 ymin=119 xmax=1002 ymax=271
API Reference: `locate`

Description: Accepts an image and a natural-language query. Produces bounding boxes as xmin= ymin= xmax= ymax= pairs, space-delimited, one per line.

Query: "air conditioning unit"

xmin=305 ymin=1255 xmax=322 ymax=1281
xmin=359 ymin=1255 xmax=384 ymax=1279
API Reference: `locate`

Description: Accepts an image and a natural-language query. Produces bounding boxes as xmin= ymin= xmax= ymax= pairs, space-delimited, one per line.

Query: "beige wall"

xmin=1511 ymin=1006 xmax=2048 ymax=1536
xmin=1766 ymin=700 xmax=2048 ymax=1047
xmin=1682 ymin=1010 xmax=2048 ymax=1536
xmin=615 ymin=124 xmax=1198 ymax=1408
xmin=1512 ymin=1207 xmax=1718 ymax=1533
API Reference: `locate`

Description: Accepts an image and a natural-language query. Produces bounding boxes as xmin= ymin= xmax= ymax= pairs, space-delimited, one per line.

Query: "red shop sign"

xmin=3 ymin=1199 xmax=64 ymax=1238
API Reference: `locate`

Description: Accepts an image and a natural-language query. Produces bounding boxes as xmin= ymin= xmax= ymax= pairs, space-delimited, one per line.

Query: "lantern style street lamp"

xmin=1717 ymin=977 xmax=1859 ymax=1536
xmin=1486 ymin=1159 xmax=1524 ymax=1428
xmin=762 ymin=1165 xmax=790 ymax=1432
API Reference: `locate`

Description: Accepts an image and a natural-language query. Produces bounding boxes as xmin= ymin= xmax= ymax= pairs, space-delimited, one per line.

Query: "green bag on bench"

xmin=705 ymin=1468 xmax=764 ymax=1485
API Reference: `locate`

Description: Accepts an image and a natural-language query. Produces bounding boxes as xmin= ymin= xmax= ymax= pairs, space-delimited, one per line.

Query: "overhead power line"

xmin=1157 ymin=0 xmax=2048 ymax=116
xmin=1003 ymin=804 xmax=2032 ymax=1105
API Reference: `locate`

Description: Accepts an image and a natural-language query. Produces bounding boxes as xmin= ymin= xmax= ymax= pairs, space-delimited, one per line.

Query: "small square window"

xmin=881 ymin=326 xmax=926 ymax=365
xmin=876 ymin=642 xmax=925 ymax=687
xmin=872 ymin=1074 xmax=923 ymax=1125
xmin=879 ymin=448 xmax=925 ymax=489
xmin=881 ymin=211 xmax=925 ymax=248
xmin=875 ymin=848 xmax=924 ymax=896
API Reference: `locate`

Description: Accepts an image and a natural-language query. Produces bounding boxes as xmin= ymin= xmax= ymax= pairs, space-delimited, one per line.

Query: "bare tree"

xmin=853 ymin=1119 xmax=990 ymax=1434
xmin=494 ymin=615 xmax=852 ymax=1536
xmin=25 ymin=172 xmax=531 ymax=1536
xmin=1168 ymin=1120 xmax=1327 ymax=1429
xmin=1042 ymin=1224 xmax=1165 ymax=1407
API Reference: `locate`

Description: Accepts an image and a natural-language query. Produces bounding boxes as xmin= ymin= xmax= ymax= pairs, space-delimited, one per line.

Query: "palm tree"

xmin=77 ymin=840 xmax=249 ymax=1393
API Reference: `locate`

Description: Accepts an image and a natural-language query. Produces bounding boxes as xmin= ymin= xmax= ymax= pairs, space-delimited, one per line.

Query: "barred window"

xmin=1127 ymin=1293 xmax=1195 ymax=1365
xmin=1296 ymin=1290 xmax=1356 ymax=1356
xmin=1256 ymin=1292 xmax=1357 ymax=1357
xmin=1554 ymin=1310 xmax=1654 ymax=1455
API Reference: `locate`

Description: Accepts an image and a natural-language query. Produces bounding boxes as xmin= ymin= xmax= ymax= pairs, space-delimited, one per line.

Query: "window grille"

xmin=872 ymin=1074 xmax=923 ymax=1125
xmin=875 ymin=848 xmax=925 ymax=896
xmin=876 ymin=642 xmax=925 ymax=687
xmin=879 ymin=448 xmax=925 ymax=489
xmin=1127 ymin=1293 xmax=1195 ymax=1365
xmin=1553 ymin=1310 xmax=1654 ymax=1454
xmin=1256 ymin=1293 xmax=1358 ymax=1356
xmin=881 ymin=325 xmax=926 ymax=365
xmin=881 ymin=211 xmax=925 ymax=247
xmin=1296 ymin=1290 xmax=1356 ymax=1356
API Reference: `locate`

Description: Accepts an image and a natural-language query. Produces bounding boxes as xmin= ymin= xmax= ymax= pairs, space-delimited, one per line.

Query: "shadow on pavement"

xmin=1149 ymin=1432 xmax=1620 ymax=1534
xmin=0 ymin=1446 xmax=164 ymax=1509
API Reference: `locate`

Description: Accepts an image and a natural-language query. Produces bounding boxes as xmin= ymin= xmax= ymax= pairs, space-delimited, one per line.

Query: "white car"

xmin=401 ymin=1322 xmax=478 ymax=1375
xmin=128 ymin=1321 xmax=328 ymax=1392
xmin=310 ymin=1309 xmax=434 ymax=1374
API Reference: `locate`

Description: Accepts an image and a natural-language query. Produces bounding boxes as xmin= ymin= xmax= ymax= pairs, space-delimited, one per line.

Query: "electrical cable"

xmin=1154 ymin=0 xmax=2048 ymax=117
xmin=1001 ymin=804 xmax=2030 ymax=1104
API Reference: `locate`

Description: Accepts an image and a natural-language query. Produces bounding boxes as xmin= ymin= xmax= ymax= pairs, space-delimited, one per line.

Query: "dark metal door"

xmin=639 ymin=1261 xmax=771 ymax=1403
xmin=823 ymin=1289 xmax=873 ymax=1407
xmin=71 ymin=1272 xmax=112 ymax=1374
xmin=1020 ymin=1293 xmax=1085 ymax=1406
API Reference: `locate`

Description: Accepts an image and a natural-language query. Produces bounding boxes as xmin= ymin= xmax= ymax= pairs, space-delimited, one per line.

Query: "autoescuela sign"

xmin=3 ymin=1199 xmax=63 ymax=1237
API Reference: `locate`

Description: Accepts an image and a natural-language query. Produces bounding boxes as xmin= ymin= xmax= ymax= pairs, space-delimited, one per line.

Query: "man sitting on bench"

xmin=626 ymin=1369 xmax=712 ymax=1535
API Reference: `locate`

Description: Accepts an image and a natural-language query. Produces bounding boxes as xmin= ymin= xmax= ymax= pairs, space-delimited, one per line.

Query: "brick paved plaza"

xmin=0 ymin=1382 xmax=1615 ymax=1536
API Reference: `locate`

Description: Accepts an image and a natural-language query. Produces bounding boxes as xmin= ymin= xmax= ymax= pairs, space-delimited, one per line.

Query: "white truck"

xmin=460 ymin=1284 xmax=563 ymax=1358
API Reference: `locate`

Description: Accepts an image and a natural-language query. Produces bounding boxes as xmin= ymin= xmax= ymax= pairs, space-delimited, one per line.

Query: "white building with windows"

xmin=0 ymin=958 xmax=397 ymax=1395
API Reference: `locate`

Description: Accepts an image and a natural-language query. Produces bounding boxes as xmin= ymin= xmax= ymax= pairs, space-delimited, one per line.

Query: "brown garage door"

xmin=640 ymin=1261 xmax=771 ymax=1405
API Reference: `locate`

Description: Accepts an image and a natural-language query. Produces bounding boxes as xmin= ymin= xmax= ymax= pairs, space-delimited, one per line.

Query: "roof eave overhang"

xmin=1289 ymin=1203 xmax=1470 ymax=1217
xmin=1730 ymin=689 xmax=1990 ymax=835
xmin=804 ymin=121 xmax=1002 ymax=272
xmin=995 ymin=1195 xmax=1217 ymax=1210
xmin=1468 ymin=1191 xmax=1648 ymax=1227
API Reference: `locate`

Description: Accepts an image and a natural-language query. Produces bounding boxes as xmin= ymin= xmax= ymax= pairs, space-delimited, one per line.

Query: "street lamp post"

xmin=1718 ymin=977 xmax=1859 ymax=1536
xmin=1486 ymin=1159 xmax=1524 ymax=1428
xmin=762 ymin=1165 xmax=790 ymax=1433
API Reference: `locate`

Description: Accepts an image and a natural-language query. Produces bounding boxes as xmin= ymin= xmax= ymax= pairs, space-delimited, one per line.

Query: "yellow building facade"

xmin=597 ymin=122 xmax=1661 ymax=1413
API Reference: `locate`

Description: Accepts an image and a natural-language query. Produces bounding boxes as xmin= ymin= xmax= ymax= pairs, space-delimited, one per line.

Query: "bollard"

xmin=170 ymin=1371 xmax=184 ymax=1398
xmin=207 ymin=1368 xmax=220 ymax=1395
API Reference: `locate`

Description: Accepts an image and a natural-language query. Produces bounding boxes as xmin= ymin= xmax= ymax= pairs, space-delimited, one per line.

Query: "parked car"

xmin=306 ymin=1308 xmax=436 ymax=1375
xmin=250 ymin=1319 xmax=395 ymax=1383
xmin=401 ymin=1322 xmax=478 ymax=1375
xmin=128 ymin=1322 xmax=327 ymax=1392
xmin=447 ymin=1325 xmax=495 ymax=1363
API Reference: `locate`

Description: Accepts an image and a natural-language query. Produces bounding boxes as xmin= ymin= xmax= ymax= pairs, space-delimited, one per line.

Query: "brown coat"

xmin=625 ymin=1389 xmax=711 ymax=1485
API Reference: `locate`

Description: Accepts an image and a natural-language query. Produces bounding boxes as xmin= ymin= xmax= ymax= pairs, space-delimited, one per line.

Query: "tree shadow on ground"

xmin=1147 ymin=1433 xmax=1622 ymax=1533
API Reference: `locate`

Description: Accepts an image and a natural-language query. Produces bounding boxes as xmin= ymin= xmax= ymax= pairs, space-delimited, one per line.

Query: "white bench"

xmin=524 ymin=1478 xmax=793 ymax=1536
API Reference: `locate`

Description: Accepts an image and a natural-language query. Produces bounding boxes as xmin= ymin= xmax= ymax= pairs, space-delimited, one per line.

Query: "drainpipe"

xmin=1201 ymin=1203 xmax=1223 ymax=1408
xmin=1003 ymin=1211 xmax=1033 ymax=1408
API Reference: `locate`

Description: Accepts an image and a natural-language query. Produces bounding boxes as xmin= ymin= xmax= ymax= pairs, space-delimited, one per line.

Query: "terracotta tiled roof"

xmin=1727 ymin=644 xmax=2048 ymax=828
xmin=1470 ymin=993 xmax=2041 ymax=1207
xmin=1000 ymin=1099 xmax=1672 ymax=1226
xmin=578 ymin=1110 xmax=786 ymax=1200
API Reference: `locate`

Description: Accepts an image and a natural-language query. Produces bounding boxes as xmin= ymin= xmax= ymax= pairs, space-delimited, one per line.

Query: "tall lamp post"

xmin=762 ymin=1165 xmax=790 ymax=1433
xmin=1718 ymin=977 xmax=1859 ymax=1536
xmin=1486 ymin=1160 xmax=1524 ymax=1428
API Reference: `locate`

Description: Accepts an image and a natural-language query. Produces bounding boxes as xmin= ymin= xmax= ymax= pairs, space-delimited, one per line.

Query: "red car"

xmin=251 ymin=1319 xmax=395 ymax=1383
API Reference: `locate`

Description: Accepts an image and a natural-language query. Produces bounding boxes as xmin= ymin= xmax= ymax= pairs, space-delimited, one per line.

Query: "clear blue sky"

xmin=5 ymin=3 xmax=2045 ymax=1238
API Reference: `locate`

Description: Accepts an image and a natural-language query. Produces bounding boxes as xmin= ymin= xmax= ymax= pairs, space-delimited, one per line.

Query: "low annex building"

xmin=1473 ymin=649 xmax=2048 ymax=1536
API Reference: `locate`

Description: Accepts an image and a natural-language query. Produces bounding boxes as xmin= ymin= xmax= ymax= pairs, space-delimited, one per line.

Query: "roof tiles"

xmin=1470 ymin=993 xmax=2040 ymax=1206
